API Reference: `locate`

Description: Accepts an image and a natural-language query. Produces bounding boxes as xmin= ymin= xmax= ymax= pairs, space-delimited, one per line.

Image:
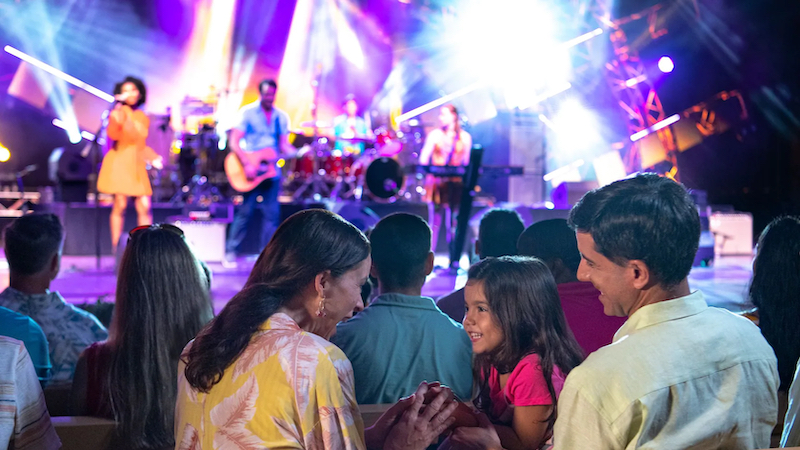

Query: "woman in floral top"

xmin=175 ymin=209 xmax=458 ymax=450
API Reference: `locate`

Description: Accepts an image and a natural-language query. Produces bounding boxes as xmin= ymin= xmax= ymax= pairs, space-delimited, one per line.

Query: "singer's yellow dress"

xmin=97 ymin=105 xmax=159 ymax=197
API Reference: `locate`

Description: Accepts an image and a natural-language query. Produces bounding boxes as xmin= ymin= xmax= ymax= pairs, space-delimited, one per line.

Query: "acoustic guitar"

xmin=224 ymin=147 xmax=279 ymax=193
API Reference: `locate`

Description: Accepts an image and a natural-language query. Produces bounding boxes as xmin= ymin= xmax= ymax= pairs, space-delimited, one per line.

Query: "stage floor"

xmin=0 ymin=251 xmax=756 ymax=319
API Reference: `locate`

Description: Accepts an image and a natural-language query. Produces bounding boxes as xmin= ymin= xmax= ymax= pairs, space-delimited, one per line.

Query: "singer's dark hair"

xmin=114 ymin=76 xmax=147 ymax=108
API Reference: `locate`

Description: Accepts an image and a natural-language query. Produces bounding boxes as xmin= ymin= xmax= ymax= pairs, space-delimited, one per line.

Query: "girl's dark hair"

xmin=469 ymin=256 xmax=584 ymax=429
xmin=749 ymin=215 xmax=800 ymax=390
xmin=114 ymin=75 xmax=147 ymax=108
xmin=108 ymin=225 xmax=213 ymax=449
xmin=184 ymin=209 xmax=370 ymax=392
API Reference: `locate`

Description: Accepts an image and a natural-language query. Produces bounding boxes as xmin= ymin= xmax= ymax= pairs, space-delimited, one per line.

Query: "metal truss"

xmin=572 ymin=0 xmax=680 ymax=179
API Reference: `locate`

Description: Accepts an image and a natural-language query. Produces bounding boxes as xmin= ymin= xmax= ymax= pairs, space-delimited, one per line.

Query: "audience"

xmin=0 ymin=213 xmax=107 ymax=385
xmin=747 ymin=215 xmax=800 ymax=447
xmin=551 ymin=174 xmax=779 ymax=449
xmin=445 ymin=256 xmax=584 ymax=450
xmin=785 ymin=362 xmax=800 ymax=447
xmin=517 ymin=219 xmax=626 ymax=356
xmin=0 ymin=306 xmax=51 ymax=384
xmin=0 ymin=336 xmax=60 ymax=449
xmin=70 ymin=224 xmax=213 ymax=449
xmin=177 ymin=209 xmax=457 ymax=449
xmin=332 ymin=213 xmax=473 ymax=404
xmin=437 ymin=208 xmax=524 ymax=322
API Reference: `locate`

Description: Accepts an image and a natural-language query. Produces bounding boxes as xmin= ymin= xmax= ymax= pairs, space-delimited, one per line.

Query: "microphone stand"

xmin=83 ymin=107 xmax=112 ymax=270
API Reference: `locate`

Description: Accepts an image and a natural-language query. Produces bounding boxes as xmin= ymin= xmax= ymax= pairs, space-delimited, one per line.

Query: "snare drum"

xmin=365 ymin=157 xmax=404 ymax=200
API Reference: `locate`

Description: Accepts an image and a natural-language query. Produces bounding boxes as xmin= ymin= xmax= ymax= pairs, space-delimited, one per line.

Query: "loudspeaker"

xmin=168 ymin=217 xmax=228 ymax=262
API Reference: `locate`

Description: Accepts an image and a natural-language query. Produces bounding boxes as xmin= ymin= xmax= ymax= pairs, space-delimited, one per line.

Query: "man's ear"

xmin=627 ymin=260 xmax=651 ymax=290
xmin=424 ymin=251 xmax=435 ymax=276
xmin=370 ymin=262 xmax=380 ymax=280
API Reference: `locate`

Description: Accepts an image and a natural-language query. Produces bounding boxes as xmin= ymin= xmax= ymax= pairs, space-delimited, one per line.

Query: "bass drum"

xmin=365 ymin=157 xmax=404 ymax=200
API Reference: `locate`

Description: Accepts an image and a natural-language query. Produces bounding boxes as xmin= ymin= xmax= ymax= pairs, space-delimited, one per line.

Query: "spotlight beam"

xmin=4 ymin=45 xmax=114 ymax=103
xmin=394 ymin=81 xmax=484 ymax=124
xmin=629 ymin=114 xmax=680 ymax=142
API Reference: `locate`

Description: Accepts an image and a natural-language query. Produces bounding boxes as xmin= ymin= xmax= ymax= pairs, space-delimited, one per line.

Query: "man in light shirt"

xmin=553 ymin=173 xmax=779 ymax=449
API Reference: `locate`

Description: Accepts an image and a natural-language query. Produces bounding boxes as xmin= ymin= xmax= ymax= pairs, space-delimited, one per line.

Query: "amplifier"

xmin=167 ymin=217 xmax=229 ymax=262
xmin=709 ymin=212 xmax=753 ymax=256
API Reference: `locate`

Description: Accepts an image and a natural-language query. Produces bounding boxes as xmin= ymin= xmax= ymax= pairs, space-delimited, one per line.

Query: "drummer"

xmin=332 ymin=94 xmax=373 ymax=155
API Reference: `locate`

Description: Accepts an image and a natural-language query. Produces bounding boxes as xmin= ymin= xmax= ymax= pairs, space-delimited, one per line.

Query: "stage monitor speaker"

xmin=709 ymin=212 xmax=753 ymax=256
xmin=168 ymin=217 xmax=228 ymax=262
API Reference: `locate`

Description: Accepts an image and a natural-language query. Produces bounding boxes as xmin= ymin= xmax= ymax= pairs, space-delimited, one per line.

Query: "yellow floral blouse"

xmin=174 ymin=313 xmax=366 ymax=449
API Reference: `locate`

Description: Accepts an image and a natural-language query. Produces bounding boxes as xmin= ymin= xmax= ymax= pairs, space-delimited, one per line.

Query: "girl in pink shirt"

xmin=458 ymin=256 xmax=584 ymax=450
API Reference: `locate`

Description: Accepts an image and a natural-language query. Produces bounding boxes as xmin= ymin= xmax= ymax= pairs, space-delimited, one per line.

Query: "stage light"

xmin=658 ymin=56 xmax=674 ymax=73
xmin=0 ymin=144 xmax=10 ymax=163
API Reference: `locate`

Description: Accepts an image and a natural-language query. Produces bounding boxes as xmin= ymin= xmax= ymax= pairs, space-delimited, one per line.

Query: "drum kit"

xmin=287 ymin=125 xmax=424 ymax=203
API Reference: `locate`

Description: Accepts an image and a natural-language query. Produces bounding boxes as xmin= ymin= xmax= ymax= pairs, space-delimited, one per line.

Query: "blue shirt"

xmin=332 ymin=114 xmax=369 ymax=154
xmin=234 ymin=101 xmax=290 ymax=153
xmin=330 ymin=293 xmax=473 ymax=404
xmin=0 ymin=306 xmax=51 ymax=383
xmin=0 ymin=287 xmax=108 ymax=385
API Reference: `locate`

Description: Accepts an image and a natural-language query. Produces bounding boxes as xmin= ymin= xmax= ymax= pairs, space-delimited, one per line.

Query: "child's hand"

xmin=441 ymin=412 xmax=503 ymax=450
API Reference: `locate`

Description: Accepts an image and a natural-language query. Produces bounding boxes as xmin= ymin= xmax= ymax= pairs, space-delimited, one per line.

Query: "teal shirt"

xmin=330 ymin=293 xmax=473 ymax=404
xmin=0 ymin=306 xmax=51 ymax=383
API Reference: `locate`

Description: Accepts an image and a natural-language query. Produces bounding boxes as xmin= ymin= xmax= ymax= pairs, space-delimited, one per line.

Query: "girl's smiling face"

xmin=463 ymin=280 xmax=504 ymax=355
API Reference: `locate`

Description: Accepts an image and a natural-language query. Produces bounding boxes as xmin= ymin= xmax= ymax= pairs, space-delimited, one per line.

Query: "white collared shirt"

xmin=553 ymin=290 xmax=779 ymax=449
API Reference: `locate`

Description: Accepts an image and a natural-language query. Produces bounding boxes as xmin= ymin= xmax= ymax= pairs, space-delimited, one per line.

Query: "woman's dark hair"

xmin=468 ymin=256 xmax=584 ymax=429
xmin=749 ymin=215 xmax=800 ymax=390
xmin=114 ymin=76 xmax=147 ymax=108
xmin=184 ymin=209 xmax=370 ymax=392
xmin=108 ymin=225 xmax=213 ymax=449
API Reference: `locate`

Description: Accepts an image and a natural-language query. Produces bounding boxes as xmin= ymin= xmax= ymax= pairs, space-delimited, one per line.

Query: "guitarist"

xmin=225 ymin=79 xmax=295 ymax=262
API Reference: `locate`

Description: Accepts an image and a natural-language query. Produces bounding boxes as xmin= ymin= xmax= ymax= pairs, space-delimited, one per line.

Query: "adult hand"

xmin=243 ymin=158 xmax=258 ymax=180
xmin=381 ymin=382 xmax=458 ymax=450
xmin=440 ymin=411 xmax=503 ymax=450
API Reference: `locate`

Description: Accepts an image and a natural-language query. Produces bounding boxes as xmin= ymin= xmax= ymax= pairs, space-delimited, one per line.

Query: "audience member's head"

xmin=749 ymin=215 xmax=800 ymax=390
xmin=4 ymin=213 xmax=64 ymax=283
xmin=477 ymin=209 xmax=525 ymax=259
xmin=568 ymin=174 xmax=700 ymax=316
xmin=369 ymin=213 xmax=434 ymax=294
xmin=186 ymin=209 xmax=370 ymax=392
xmin=518 ymin=219 xmax=581 ymax=284
xmin=109 ymin=224 xmax=213 ymax=449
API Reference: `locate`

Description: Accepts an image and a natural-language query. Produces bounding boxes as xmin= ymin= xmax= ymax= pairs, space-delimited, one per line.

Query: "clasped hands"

xmin=365 ymin=382 xmax=503 ymax=450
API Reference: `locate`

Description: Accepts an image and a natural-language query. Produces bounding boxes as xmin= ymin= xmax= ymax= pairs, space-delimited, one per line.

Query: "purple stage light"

xmin=658 ymin=56 xmax=674 ymax=73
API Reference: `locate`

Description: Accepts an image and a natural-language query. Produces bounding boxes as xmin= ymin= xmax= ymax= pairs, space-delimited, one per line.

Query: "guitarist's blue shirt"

xmin=234 ymin=101 xmax=290 ymax=155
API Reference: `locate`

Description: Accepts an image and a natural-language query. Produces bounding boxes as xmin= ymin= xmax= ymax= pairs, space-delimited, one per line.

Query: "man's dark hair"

xmin=568 ymin=173 xmax=700 ymax=287
xmin=478 ymin=209 xmax=525 ymax=258
xmin=4 ymin=213 xmax=64 ymax=275
xmin=517 ymin=219 xmax=581 ymax=275
xmin=370 ymin=213 xmax=431 ymax=291
xmin=259 ymin=79 xmax=278 ymax=93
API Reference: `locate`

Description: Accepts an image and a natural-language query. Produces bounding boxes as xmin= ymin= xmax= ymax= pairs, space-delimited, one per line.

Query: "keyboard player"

xmin=418 ymin=104 xmax=472 ymax=254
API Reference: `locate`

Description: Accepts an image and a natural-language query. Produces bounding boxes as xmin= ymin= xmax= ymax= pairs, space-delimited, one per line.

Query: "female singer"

xmin=418 ymin=104 xmax=472 ymax=256
xmin=97 ymin=76 xmax=163 ymax=254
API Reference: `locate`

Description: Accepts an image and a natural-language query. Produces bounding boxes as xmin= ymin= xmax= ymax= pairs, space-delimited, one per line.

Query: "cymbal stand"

xmin=292 ymin=67 xmax=330 ymax=201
